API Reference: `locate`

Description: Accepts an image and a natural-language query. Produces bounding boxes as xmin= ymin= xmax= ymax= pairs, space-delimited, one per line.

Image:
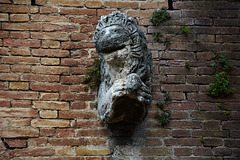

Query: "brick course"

xmin=0 ymin=0 xmax=239 ymax=159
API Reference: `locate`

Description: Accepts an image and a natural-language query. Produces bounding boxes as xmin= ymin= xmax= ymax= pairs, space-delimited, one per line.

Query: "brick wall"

xmin=0 ymin=0 xmax=239 ymax=159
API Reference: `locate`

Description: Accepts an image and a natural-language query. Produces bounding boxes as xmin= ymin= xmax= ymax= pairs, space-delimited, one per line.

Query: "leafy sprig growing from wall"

xmin=207 ymin=53 xmax=234 ymax=98
xmin=150 ymin=7 xmax=171 ymax=26
xmin=82 ymin=58 xmax=101 ymax=88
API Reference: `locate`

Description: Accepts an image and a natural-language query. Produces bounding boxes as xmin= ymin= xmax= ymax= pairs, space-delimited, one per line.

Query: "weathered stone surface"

xmin=93 ymin=11 xmax=152 ymax=126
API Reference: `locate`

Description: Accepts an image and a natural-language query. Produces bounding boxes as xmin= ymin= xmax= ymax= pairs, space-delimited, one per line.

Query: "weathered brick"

xmin=0 ymin=4 xmax=30 ymax=13
xmin=71 ymin=33 xmax=89 ymax=41
xmin=42 ymin=40 xmax=60 ymax=49
xmin=11 ymin=48 xmax=30 ymax=56
xmin=30 ymin=83 xmax=68 ymax=92
xmin=70 ymin=16 xmax=88 ymax=24
xmin=61 ymin=93 xmax=95 ymax=101
xmin=191 ymin=111 xmax=228 ymax=121
xmin=193 ymin=147 xmax=213 ymax=156
xmin=0 ymin=47 xmax=9 ymax=55
xmin=0 ymin=13 xmax=9 ymax=21
xmin=97 ymin=9 xmax=115 ymax=17
xmin=0 ymin=128 xmax=39 ymax=138
xmin=225 ymin=139 xmax=240 ymax=147
xmin=32 ymin=66 xmax=69 ymax=75
xmin=2 ymin=23 xmax=40 ymax=31
xmin=40 ymin=6 xmax=58 ymax=13
xmin=203 ymin=138 xmax=223 ymax=147
xmin=193 ymin=130 xmax=228 ymax=138
xmin=61 ymin=76 xmax=84 ymax=84
xmin=60 ymin=8 xmax=96 ymax=16
xmin=172 ymin=130 xmax=191 ymax=138
xmin=105 ymin=1 xmax=139 ymax=9
xmin=140 ymin=147 xmax=172 ymax=156
xmin=9 ymin=148 xmax=55 ymax=157
xmin=55 ymin=146 xmax=75 ymax=156
xmin=171 ymin=111 xmax=189 ymax=119
xmin=71 ymin=101 xmax=88 ymax=109
xmin=174 ymin=148 xmax=192 ymax=156
xmin=4 ymin=39 xmax=41 ymax=47
xmin=0 ymin=109 xmax=37 ymax=118
xmin=4 ymin=139 xmax=27 ymax=148
xmin=40 ymin=110 xmax=57 ymax=118
xmin=76 ymin=120 xmax=102 ymax=128
xmin=11 ymin=64 xmax=31 ymax=73
xmin=10 ymin=119 xmax=30 ymax=127
xmin=32 ymin=49 xmax=69 ymax=57
xmin=31 ymin=14 xmax=68 ymax=22
xmin=214 ymin=148 xmax=232 ymax=156
xmin=21 ymin=74 xmax=60 ymax=82
xmin=33 ymin=101 xmax=69 ymax=110
xmin=127 ymin=10 xmax=153 ymax=18
xmin=10 ymin=14 xmax=29 ymax=22
xmin=41 ymin=58 xmax=60 ymax=65
xmin=222 ymin=121 xmax=240 ymax=130
xmin=28 ymin=137 xmax=47 ymax=147
xmin=48 ymin=138 xmax=87 ymax=146
xmin=45 ymin=0 xmax=83 ymax=6
xmin=76 ymin=128 xmax=108 ymax=137
xmin=31 ymin=32 xmax=69 ymax=41
xmin=2 ymin=56 xmax=40 ymax=65
xmin=62 ymin=42 xmax=94 ymax=49
xmin=168 ymin=121 xmax=201 ymax=129
xmin=42 ymin=23 xmax=79 ymax=32
xmin=11 ymin=100 xmax=31 ymax=108
xmin=56 ymin=129 xmax=75 ymax=137
xmin=203 ymin=121 xmax=221 ymax=130
xmin=31 ymin=119 xmax=70 ymax=128
xmin=0 ymin=31 xmax=9 ymax=38
xmin=40 ymin=93 xmax=59 ymax=101
xmin=71 ymin=50 xmax=89 ymax=58
xmin=146 ymin=138 xmax=162 ymax=146
xmin=85 ymin=0 xmax=102 ymax=8
xmin=61 ymin=58 xmax=93 ymax=66
xmin=140 ymin=2 xmax=167 ymax=9
xmin=0 ymin=119 xmax=9 ymax=128
xmin=0 ymin=91 xmax=38 ymax=100
xmin=40 ymin=128 xmax=55 ymax=137
xmin=0 ymin=64 xmax=10 ymax=72
xmin=76 ymin=147 xmax=110 ymax=156
xmin=0 ymin=100 xmax=10 ymax=108
xmin=164 ymin=138 xmax=202 ymax=146
xmin=9 ymin=82 xmax=28 ymax=90
xmin=0 ymin=73 xmax=19 ymax=81
xmin=59 ymin=110 xmax=97 ymax=119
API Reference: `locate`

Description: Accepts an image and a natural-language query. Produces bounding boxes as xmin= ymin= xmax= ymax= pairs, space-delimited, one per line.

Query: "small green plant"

xmin=150 ymin=7 xmax=171 ymax=26
xmin=225 ymin=111 xmax=231 ymax=119
xmin=217 ymin=103 xmax=222 ymax=110
xmin=185 ymin=61 xmax=190 ymax=69
xmin=194 ymin=39 xmax=200 ymax=44
xmin=82 ymin=58 xmax=101 ymax=88
xmin=156 ymin=101 xmax=164 ymax=110
xmin=182 ymin=25 xmax=190 ymax=35
xmin=153 ymin=32 xmax=162 ymax=42
xmin=156 ymin=112 xmax=170 ymax=127
xmin=200 ymin=137 xmax=205 ymax=143
xmin=207 ymin=53 xmax=234 ymax=98
xmin=94 ymin=101 xmax=98 ymax=109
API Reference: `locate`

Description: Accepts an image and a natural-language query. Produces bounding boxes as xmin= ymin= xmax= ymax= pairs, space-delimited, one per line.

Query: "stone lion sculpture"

xmin=93 ymin=11 xmax=153 ymax=127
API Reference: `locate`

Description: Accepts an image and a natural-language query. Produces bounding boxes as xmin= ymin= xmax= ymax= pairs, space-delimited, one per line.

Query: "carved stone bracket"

xmin=93 ymin=11 xmax=153 ymax=128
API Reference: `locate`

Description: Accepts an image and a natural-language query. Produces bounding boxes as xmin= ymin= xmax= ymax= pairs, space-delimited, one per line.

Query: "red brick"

xmin=42 ymin=24 xmax=79 ymax=32
xmin=0 ymin=128 xmax=39 ymax=138
xmin=0 ymin=73 xmax=19 ymax=81
xmin=62 ymin=42 xmax=94 ymax=49
xmin=172 ymin=130 xmax=191 ymax=138
xmin=146 ymin=129 xmax=170 ymax=137
xmin=71 ymin=50 xmax=89 ymax=58
xmin=2 ymin=56 xmax=40 ymax=64
xmin=32 ymin=49 xmax=69 ymax=57
xmin=0 ymin=109 xmax=37 ymax=118
xmin=32 ymin=66 xmax=69 ymax=75
xmin=221 ymin=27 xmax=239 ymax=34
xmin=45 ymin=0 xmax=83 ymax=7
xmin=80 ymin=24 xmax=93 ymax=32
xmin=168 ymin=92 xmax=185 ymax=100
xmin=174 ymin=148 xmax=192 ymax=156
xmin=127 ymin=10 xmax=153 ymax=18
xmin=140 ymin=147 xmax=172 ymax=156
xmin=171 ymin=111 xmax=189 ymax=119
xmin=97 ymin=9 xmax=115 ymax=17
xmin=40 ymin=93 xmax=59 ymax=101
xmin=0 ymin=31 xmax=9 ymax=38
xmin=61 ymin=76 xmax=84 ymax=84
xmin=40 ymin=128 xmax=55 ymax=137
xmin=48 ymin=138 xmax=87 ymax=146
xmin=42 ymin=40 xmax=60 ymax=49
xmin=70 ymin=16 xmax=88 ymax=24
xmin=59 ymin=110 xmax=97 ymax=119
xmin=28 ymin=137 xmax=48 ymax=147
xmin=0 ymin=65 xmax=10 ymax=72
xmin=11 ymin=64 xmax=31 ymax=72
xmin=31 ymin=14 xmax=68 ymax=22
xmin=21 ymin=74 xmax=60 ymax=82
xmin=191 ymin=111 xmax=228 ymax=121
xmin=168 ymin=121 xmax=201 ymax=129
xmin=11 ymin=100 xmax=31 ymax=108
xmin=146 ymin=138 xmax=162 ymax=146
xmin=31 ymin=32 xmax=69 ymax=41
xmin=61 ymin=58 xmax=93 ymax=67
xmin=32 ymin=101 xmax=69 ymax=110
xmin=193 ymin=147 xmax=213 ymax=156
xmin=162 ymin=84 xmax=198 ymax=92
xmin=71 ymin=101 xmax=88 ymax=109
xmin=192 ymin=130 xmax=228 ymax=138
xmin=30 ymin=83 xmax=69 ymax=92
xmin=11 ymin=48 xmax=30 ymax=56
xmin=0 ymin=100 xmax=10 ymax=108
xmin=2 ymin=23 xmax=40 ymax=31
xmin=72 ymin=67 xmax=88 ymax=75
xmin=214 ymin=148 xmax=232 ymax=156
xmin=0 ymin=119 xmax=9 ymax=128
xmin=105 ymin=1 xmax=139 ymax=9
xmin=57 ymin=129 xmax=75 ymax=137
xmin=71 ymin=33 xmax=89 ymax=40
xmin=0 ymin=4 xmax=30 ymax=13
xmin=10 ymin=14 xmax=29 ymax=22
xmin=4 ymin=139 xmax=27 ymax=148
xmin=203 ymin=121 xmax=221 ymax=130
xmin=164 ymin=138 xmax=202 ymax=146
xmin=76 ymin=128 xmax=108 ymax=137
xmin=203 ymin=138 xmax=223 ymax=147
xmin=0 ymin=47 xmax=9 ymax=55
xmin=4 ymin=39 xmax=41 ymax=47
xmin=9 ymin=148 xmax=55 ymax=158
xmin=225 ymin=139 xmax=240 ymax=147
xmin=76 ymin=120 xmax=102 ymax=128
xmin=40 ymin=7 xmax=58 ymax=13
xmin=222 ymin=121 xmax=240 ymax=130
xmin=60 ymin=8 xmax=96 ymax=16
xmin=0 ymin=13 xmax=9 ymax=21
